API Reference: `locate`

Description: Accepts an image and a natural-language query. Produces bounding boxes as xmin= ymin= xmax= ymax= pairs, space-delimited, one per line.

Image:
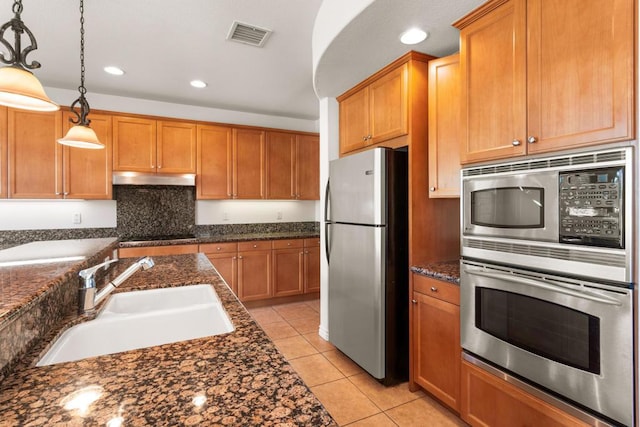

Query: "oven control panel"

xmin=559 ymin=167 xmax=624 ymax=248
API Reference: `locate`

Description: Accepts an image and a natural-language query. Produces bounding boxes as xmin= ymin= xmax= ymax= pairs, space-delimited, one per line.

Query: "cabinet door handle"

xmin=527 ymin=136 xmax=538 ymax=144
xmin=253 ymin=244 xmax=257 ymax=248
xmin=429 ymin=186 xmax=436 ymax=192
xmin=512 ymin=139 xmax=521 ymax=146
xmin=362 ymin=136 xmax=367 ymax=141
xmin=411 ymin=299 xmax=417 ymax=304
xmin=232 ymin=256 xmax=237 ymax=260
xmin=430 ymin=287 xmax=438 ymax=292
xmin=238 ymin=256 xmax=243 ymax=259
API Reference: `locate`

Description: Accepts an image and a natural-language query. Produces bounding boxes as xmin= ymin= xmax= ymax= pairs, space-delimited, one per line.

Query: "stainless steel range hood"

xmin=112 ymin=172 xmax=195 ymax=186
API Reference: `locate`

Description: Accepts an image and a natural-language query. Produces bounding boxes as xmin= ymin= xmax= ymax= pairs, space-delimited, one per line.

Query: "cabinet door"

xmin=0 ymin=107 xmax=7 ymax=198
xmin=304 ymin=245 xmax=320 ymax=293
xmin=113 ymin=116 xmax=156 ymax=172
xmin=339 ymin=87 xmax=370 ymax=155
xmin=207 ymin=252 xmax=238 ymax=296
xmin=272 ymin=248 xmax=304 ymax=297
xmin=157 ymin=120 xmax=196 ymax=173
xmin=369 ymin=63 xmax=408 ymax=144
xmin=265 ymin=131 xmax=295 ymax=199
xmin=233 ymin=128 xmax=265 ymax=199
xmin=197 ymin=124 xmax=233 ymax=199
xmin=459 ymin=0 xmax=527 ymax=164
xmin=461 ymin=360 xmax=589 ymax=427
xmin=526 ymin=0 xmax=634 ymax=154
xmin=412 ymin=290 xmax=460 ymax=412
xmin=8 ymin=109 xmax=63 ymax=198
xmin=62 ymin=112 xmax=113 ymax=199
xmin=237 ymin=249 xmax=271 ymax=301
xmin=295 ymin=134 xmax=319 ymax=200
xmin=428 ymin=55 xmax=461 ymax=198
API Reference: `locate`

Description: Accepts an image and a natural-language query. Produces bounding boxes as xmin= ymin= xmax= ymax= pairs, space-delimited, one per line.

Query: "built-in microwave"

xmin=461 ymin=147 xmax=633 ymax=283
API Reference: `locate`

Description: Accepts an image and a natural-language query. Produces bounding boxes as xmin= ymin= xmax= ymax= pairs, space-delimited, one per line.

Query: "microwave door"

xmin=462 ymin=171 xmax=559 ymax=242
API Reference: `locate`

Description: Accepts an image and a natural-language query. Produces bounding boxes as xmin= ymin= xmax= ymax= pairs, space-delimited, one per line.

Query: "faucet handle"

xmin=79 ymin=258 xmax=118 ymax=280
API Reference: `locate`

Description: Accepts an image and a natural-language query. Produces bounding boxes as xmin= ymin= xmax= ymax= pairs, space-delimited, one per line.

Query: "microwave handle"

xmin=464 ymin=269 xmax=622 ymax=306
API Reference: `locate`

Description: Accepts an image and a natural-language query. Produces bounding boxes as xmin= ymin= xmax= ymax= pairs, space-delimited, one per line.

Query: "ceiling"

xmin=1 ymin=0 xmax=483 ymax=121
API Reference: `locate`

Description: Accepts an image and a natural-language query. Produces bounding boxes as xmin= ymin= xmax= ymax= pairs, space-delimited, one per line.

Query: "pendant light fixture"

xmin=0 ymin=0 xmax=59 ymax=111
xmin=58 ymin=0 xmax=103 ymax=149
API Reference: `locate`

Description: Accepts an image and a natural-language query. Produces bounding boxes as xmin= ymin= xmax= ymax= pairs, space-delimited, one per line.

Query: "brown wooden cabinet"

xmin=0 ymin=107 xmax=6 ymax=198
xmin=197 ymin=124 xmax=233 ymax=199
xmin=461 ymin=359 xmax=589 ymax=427
xmin=265 ymin=132 xmax=320 ymax=200
xmin=118 ymin=244 xmax=199 ymax=258
xmin=455 ymin=0 xmax=635 ymax=164
xmin=200 ymin=242 xmax=238 ymax=295
xmin=237 ymin=240 xmax=272 ymax=301
xmin=62 ymin=112 xmax=113 ymax=199
xmin=272 ymin=239 xmax=305 ymax=297
xmin=338 ymin=62 xmax=409 ymax=155
xmin=428 ymin=54 xmax=461 ymax=198
xmin=233 ymin=128 xmax=265 ymax=199
xmin=7 ymin=109 xmax=62 ymax=198
xmin=113 ymin=115 xmax=196 ymax=173
xmin=303 ymin=238 xmax=320 ymax=293
xmin=410 ymin=274 xmax=461 ymax=412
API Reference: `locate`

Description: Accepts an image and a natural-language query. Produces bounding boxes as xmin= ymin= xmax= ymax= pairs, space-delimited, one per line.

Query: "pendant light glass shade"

xmin=0 ymin=66 xmax=59 ymax=111
xmin=58 ymin=124 xmax=104 ymax=149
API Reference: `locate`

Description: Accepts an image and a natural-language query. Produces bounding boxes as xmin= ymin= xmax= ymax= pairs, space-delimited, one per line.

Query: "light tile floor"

xmin=247 ymin=299 xmax=468 ymax=426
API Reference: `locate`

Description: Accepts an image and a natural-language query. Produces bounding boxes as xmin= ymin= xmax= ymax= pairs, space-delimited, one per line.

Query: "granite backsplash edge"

xmin=0 ymin=222 xmax=320 ymax=249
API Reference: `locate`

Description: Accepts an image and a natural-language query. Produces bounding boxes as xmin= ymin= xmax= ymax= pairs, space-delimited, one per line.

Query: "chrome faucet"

xmin=78 ymin=257 xmax=155 ymax=315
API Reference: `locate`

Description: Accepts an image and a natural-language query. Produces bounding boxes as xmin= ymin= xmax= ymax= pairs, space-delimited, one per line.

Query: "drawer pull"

xmin=253 ymin=244 xmax=257 ymax=248
xmin=430 ymin=287 xmax=438 ymax=292
xmin=411 ymin=299 xmax=417 ymax=304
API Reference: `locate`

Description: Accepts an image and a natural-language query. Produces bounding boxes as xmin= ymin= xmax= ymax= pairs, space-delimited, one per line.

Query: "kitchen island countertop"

xmin=0 ymin=254 xmax=335 ymax=426
xmin=410 ymin=260 xmax=460 ymax=285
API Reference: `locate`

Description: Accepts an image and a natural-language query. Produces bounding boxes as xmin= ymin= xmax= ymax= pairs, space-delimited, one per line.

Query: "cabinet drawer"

xmin=119 ymin=244 xmax=198 ymax=258
xmin=413 ymin=274 xmax=459 ymax=306
xmin=304 ymin=238 xmax=320 ymax=247
xmin=238 ymin=240 xmax=272 ymax=252
xmin=272 ymin=239 xmax=304 ymax=249
xmin=199 ymin=242 xmax=238 ymax=254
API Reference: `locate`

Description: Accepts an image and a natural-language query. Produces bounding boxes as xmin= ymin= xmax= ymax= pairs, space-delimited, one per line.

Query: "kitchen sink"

xmin=37 ymin=285 xmax=234 ymax=366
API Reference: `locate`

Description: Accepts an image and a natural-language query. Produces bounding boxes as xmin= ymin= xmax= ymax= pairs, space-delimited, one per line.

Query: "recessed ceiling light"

xmin=190 ymin=80 xmax=207 ymax=89
xmin=400 ymin=28 xmax=428 ymax=45
xmin=104 ymin=66 xmax=125 ymax=76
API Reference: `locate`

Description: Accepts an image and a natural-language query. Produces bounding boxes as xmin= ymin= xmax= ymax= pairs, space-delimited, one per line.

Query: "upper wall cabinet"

xmin=197 ymin=124 xmax=233 ymax=199
xmin=113 ymin=116 xmax=196 ymax=173
xmin=265 ymin=131 xmax=320 ymax=200
xmin=338 ymin=63 xmax=409 ymax=155
xmin=6 ymin=109 xmax=112 ymax=199
xmin=455 ymin=0 xmax=635 ymax=164
xmin=428 ymin=54 xmax=461 ymax=198
xmin=62 ymin=112 xmax=113 ymax=199
xmin=233 ymin=128 xmax=265 ymax=199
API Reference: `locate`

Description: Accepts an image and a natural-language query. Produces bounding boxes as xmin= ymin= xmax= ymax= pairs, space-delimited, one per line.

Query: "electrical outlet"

xmin=72 ymin=213 xmax=82 ymax=224
xmin=277 ymin=211 xmax=283 ymax=220
xmin=223 ymin=212 xmax=229 ymax=221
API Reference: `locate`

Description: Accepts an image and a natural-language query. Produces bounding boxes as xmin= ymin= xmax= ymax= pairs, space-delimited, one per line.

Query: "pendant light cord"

xmin=79 ymin=0 xmax=86 ymax=96
xmin=69 ymin=0 xmax=91 ymax=126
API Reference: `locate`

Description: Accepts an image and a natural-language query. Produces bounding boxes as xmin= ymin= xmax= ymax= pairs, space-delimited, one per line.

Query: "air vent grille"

xmin=462 ymin=148 xmax=627 ymax=177
xmin=227 ymin=21 xmax=272 ymax=47
xmin=464 ymin=238 xmax=626 ymax=267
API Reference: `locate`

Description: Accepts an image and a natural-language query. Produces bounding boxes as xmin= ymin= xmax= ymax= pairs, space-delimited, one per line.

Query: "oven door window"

xmin=471 ymin=187 xmax=544 ymax=228
xmin=475 ymin=287 xmax=600 ymax=374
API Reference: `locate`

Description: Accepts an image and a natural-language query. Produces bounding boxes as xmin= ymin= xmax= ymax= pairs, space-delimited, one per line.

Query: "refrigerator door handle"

xmin=325 ymin=222 xmax=331 ymax=264
xmin=324 ymin=179 xmax=331 ymax=264
xmin=324 ymin=179 xmax=331 ymax=221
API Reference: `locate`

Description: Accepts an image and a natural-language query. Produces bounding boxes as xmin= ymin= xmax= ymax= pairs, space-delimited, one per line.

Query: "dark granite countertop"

xmin=411 ymin=260 xmax=460 ymax=285
xmin=0 ymin=253 xmax=335 ymax=426
xmin=119 ymin=231 xmax=320 ymax=248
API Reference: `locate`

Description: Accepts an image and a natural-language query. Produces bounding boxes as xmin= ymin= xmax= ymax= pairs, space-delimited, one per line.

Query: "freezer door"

xmin=329 ymin=148 xmax=386 ymax=225
xmin=328 ymin=222 xmax=386 ymax=379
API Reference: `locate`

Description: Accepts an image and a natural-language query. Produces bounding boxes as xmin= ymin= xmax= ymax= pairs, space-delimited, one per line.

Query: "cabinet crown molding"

xmin=453 ymin=0 xmax=511 ymax=29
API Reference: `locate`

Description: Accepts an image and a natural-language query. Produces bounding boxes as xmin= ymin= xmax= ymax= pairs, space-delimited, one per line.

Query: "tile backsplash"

xmin=115 ymin=185 xmax=196 ymax=239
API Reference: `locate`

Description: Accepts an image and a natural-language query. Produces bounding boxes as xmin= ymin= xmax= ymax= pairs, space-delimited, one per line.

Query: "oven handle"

xmin=464 ymin=269 xmax=622 ymax=306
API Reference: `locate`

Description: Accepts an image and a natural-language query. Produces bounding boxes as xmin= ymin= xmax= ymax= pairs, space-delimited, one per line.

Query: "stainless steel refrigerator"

xmin=325 ymin=147 xmax=408 ymax=385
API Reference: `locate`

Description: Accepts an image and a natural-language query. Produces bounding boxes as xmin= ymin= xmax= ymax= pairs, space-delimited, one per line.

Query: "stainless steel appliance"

xmin=325 ymin=147 xmax=408 ymax=384
xmin=462 ymin=147 xmax=632 ymax=282
xmin=460 ymin=147 xmax=634 ymax=426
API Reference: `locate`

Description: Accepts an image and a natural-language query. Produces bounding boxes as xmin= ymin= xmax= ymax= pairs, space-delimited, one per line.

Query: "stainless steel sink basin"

xmin=37 ymin=285 xmax=234 ymax=366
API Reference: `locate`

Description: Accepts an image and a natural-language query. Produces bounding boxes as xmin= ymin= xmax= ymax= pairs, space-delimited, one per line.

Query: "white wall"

xmin=196 ymin=200 xmax=317 ymax=225
xmin=0 ymin=200 xmax=116 ymax=230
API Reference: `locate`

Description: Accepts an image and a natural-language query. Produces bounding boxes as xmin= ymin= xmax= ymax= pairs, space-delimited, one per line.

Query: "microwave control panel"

xmin=559 ymin=167 xmax=624 ymax=249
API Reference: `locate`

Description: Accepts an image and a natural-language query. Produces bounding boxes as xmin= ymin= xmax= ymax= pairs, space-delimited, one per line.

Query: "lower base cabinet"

xmin=411 ymin=274 xmax=461 ymax=412
xmin=461 ymin=360 xmax=589 ymax=427
xmin=118 ymin=244 xmax=199 ymax=258
xmin=201 ymin=238 xmax=320 ymax=302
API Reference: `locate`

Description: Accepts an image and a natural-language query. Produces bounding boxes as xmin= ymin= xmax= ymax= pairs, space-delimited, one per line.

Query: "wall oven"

xmin=460 ymin=147 xmax=634 ymax=426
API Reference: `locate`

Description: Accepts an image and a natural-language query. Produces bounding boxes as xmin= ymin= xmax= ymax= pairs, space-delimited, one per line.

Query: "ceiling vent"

xmin=226 ymin=21 xmax=272 ymax=47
